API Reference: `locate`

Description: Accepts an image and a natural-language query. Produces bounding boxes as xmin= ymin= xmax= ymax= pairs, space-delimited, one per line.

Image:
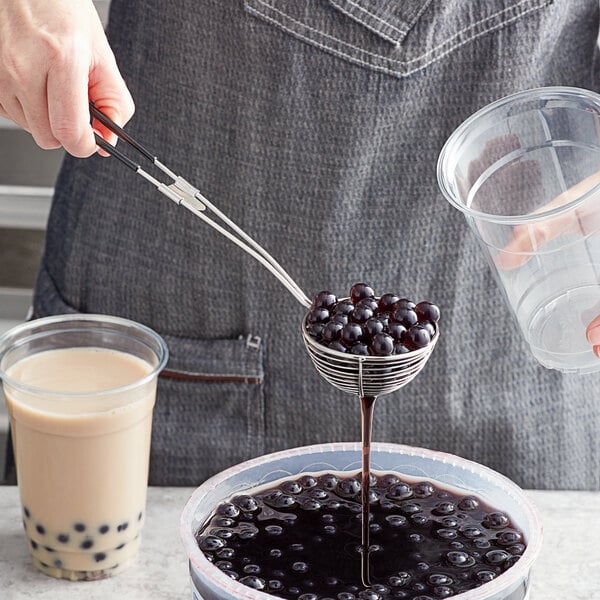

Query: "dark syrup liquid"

xmin=196 ymin=421 xmax=527 ymax=600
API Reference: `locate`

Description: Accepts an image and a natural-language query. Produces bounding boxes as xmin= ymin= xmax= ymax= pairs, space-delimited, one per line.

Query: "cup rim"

xmin=180 ymin=441 xmax=543 ymax=600
xmin=0 ymin=313 xmax=169 ymax=398
xmin=437 ymin=85 xmax=600 ymax=224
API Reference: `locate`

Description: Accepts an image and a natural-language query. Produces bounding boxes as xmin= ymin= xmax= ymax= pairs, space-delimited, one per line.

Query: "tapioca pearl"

xmin=336 ymin=477 xmax=361 ymax=499
xmin=400 ymin=503 xmax=422 ymax=516
xmin=117 ymin=521 xmax=129 ymax=532
xmin=411 ymin=515 xmax=429 ymax=526
xmin=379 ymin=473 xmax=400 ymax=488
xmin=435 ymin=528 xmax=457 ymax=540
xmin=35 ymin=524 xmax=46 ymax=535
xmin=409 ymin=533 xmax=425 ymax=544
xmin=264 ymin=491 xmax=296 ymax=509
xmin=319 ymin=474 xmax=339 ymax=491
xmin=239 ymin=575 xmax=266 ymax=590
xmin=389 ymin=572 xmax=411 ymax=587
xmin=457 ymin=496 xmax=479 ymax=511
xmin=496 ymin=530 xmax=523 ymax=546
xmin=233 ymin=495 xmax=260 ymax=512
xmin=366 ymin=583 xmax=388 ymax=595
xmin=268 ymin=579 xmax=284 ymax=592
xmin=74 ymin=523 xmax=86 ymax=533
xmin=289 ymin=543 xmax=305 ymax=552
xmin=323 ymin=525 xmax=337 ymax=535
xmin=268 ymin=548 xmax=282 ymax=558
xmin=57 ymin=533 xmax=69 ymax=544
xmin=214 ymin=517 xmax=235 ymax=528
xmin=216 ymin=547 xmax=235 ymax=559
xmin=216 ymin=502 xmax=240 ymax=519
xmin=292 ymin=561 xmax=309 ymax=573
xmin=412 ymin=482 xmax=435 ymax=498
xmin=483 ymin=512 xmax=509 ymax=529
xmin=474 ymin=569 xmax=497 ymax=583
xmin=441 ymin=517 xmax=459 ymax=528
xmin=428 ymin=574 xmax=453 ymax=586
xmin=411 ymin=583 xmax=427 ymax=592
xmin=211 ymin=528 xmax=235 ymax=539
xmin=216 ymin=560 xmax=233 ymax=571
xmin=433 ymin=502 xmax=455 ymax=516
xmin=199 ymin=535 xmax=226 ymax=551
xmin=386 ymin=514 xmax=408 ymax=527
xmin=243 ymin=564 xmax=261 ymax=574
xmin=299 ymin=594 xmax=319 ymax=600
xmin=309 ymin=488 xmax=329 ymax=501
xmin=138 ymin=511 xmax=143 ymax=521
xmin=433 ymin=586 xmax=454 ymax=598
xmin=43 ymin=546 xmax=54 ymax=553
xmin=369 ymin=523 xmax=382 ymax=535
xmin=300 ymin=498 xmax=322 ymax=511
xmin=265 ymin=525 xmax=283 ymax=536
xmin=503 ymin=555 xmax=521 ymax=570
xmin=337 ymin=593 xmax=357 ymax=600
xmin=474 ymin=538 xmax=491 ymax=549
xmin=460 ymin=526 xmax=483 ymax=539
xmin=449 ymin=541 xmax=464 ymax=550
xmin=53 ymin=558 xmax=63 ymax=569
xmin=446 ymin=551 xmax=475 ymax=567
xmin=322 ymin=513 xmax=335 ymax=524
xmin=299 ymin=475 xmax=318 ymax=489
xmin=93 ymin=552 xmax=107 ymax=563
xmin=386 ymin=482 xmax=413 ymax=500
xmin=416 ymin=561 xmax=430 ymax=572
xmin=507 ymin=543 xmax=526 ymax=555
xmin=357 ymin=590 xmax=381 ymax=600
xmin=238 ymin=526 xmax=258 ymax=540
xmin=485 ymin=549 xmax=511 ymax=566
xmin=23 ymin=507 xmax=31 ymax=519
xmin=288 ymin=587 xmax=301 ymax=596
xmin=80 ymin=539 xmax=94 ymax=550
xmin=327 ymin=499 xmax=342 ymax=510
xmin=98 ymin=525 xmax=110 ymax=535
xmin=30 ymin=539 xmax=38 ymax=550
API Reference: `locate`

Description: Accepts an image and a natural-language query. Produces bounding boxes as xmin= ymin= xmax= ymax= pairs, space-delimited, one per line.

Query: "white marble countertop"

xmin=0 ymin=487 xmax=599 ymax=599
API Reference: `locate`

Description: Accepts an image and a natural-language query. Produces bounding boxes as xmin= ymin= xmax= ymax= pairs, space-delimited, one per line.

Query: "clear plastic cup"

xmin=0 ymin=314 xmax=168 ymax=580
xmin=181 ymin=442 xmax=543 ymax=600
xmin=438 ymin=86 xmax=600 ymax=373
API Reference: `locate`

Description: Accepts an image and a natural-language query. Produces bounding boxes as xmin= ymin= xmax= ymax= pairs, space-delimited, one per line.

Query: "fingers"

xmin=586 ymin=315 xmax=600 ymax=358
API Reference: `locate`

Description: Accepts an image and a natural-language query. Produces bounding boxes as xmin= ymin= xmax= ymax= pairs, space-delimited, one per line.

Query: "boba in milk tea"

xmin=0 ymin=315 xmax=168 ymax=580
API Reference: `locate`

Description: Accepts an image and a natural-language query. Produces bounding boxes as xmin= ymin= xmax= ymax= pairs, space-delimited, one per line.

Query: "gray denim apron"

xmin=32 ymin=0 xmax=600 ymax=489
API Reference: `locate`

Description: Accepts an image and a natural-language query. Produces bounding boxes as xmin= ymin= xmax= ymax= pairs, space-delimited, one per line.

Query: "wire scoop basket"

xmin=301 ymin=313 xmax=438 ymax=399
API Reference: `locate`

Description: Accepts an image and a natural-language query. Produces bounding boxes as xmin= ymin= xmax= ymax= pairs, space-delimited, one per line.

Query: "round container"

xmin=181 ymin=442 xmax=542 ymax=600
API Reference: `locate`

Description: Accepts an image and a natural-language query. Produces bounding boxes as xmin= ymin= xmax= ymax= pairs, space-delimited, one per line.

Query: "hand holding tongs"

xmin=90 ymin=101 xmax=311 ymax=308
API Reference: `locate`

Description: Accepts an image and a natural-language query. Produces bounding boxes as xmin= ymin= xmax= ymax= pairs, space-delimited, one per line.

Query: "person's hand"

xmin=0 ymin=0 xmax=134 ymax=157
xmin=495 ymin=169 xmax=600 ymax=357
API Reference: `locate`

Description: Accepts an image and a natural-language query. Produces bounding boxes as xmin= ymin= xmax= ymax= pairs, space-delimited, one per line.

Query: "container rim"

xmin=437 ymin=85 xmax=600 ymax=224
xmin=0 ymin=313 xmax=169 ymax=398
xmin=180 ymin=441 xmax=543 ymax=600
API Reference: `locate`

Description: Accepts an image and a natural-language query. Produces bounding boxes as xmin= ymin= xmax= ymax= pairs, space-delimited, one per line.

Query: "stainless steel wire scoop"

xmin=302 ymin=306 xmax=438 ymax=586
xmin=90 ymin=102 xmax=312 ymax=309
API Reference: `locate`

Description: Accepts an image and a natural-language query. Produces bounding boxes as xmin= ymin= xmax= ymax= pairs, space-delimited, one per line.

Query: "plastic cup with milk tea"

xmin=0 ymin=314 xmax=168 ymax=580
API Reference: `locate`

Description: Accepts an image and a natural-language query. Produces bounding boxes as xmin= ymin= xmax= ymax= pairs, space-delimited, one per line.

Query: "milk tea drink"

xmin=0 ymin=315 xmax=168 ymax=581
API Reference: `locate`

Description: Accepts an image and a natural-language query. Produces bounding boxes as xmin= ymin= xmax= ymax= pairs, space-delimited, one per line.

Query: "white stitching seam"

xmin=333 ymin=0 xmax=407 ymax=37
xmin=250 ymin=0 xmax=550 ymax=67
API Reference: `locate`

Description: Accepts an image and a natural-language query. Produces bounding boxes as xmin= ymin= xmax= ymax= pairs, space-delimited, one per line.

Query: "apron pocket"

xmin=151 ymin=333 xmax=265 ymax=486
xmin=244 ymin=0 xmax=553 ymax=77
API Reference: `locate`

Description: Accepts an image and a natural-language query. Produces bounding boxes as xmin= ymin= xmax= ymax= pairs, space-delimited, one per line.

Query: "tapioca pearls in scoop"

xmin=305 ymin=284 xmax=440 ymax=355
